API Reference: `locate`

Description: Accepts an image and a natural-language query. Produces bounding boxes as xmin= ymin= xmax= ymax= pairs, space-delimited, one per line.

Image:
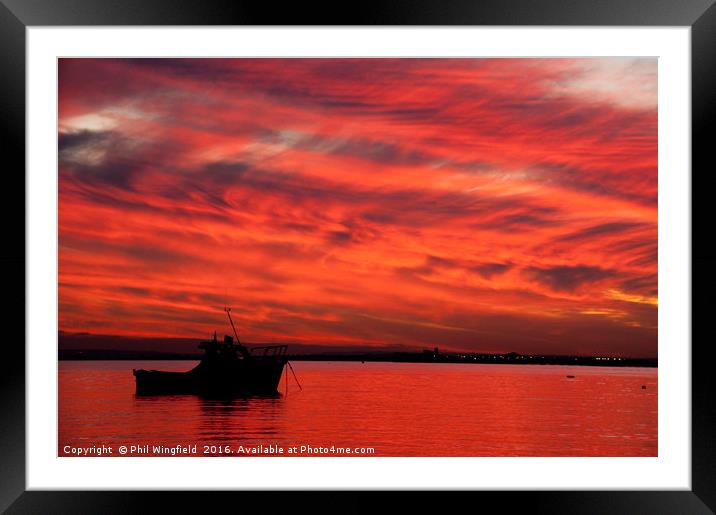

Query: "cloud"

xmin=57 ymin=57 xmax=657 ymax=356
xmin=524 ymin=265 xmax=615 ymax=293
xmin=471 ymin=262 xmax=513 ymax=278
xmin=555 ymin=222 xmax=648 ymax=243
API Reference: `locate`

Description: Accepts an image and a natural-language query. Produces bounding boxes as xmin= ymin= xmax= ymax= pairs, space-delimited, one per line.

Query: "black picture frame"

xmin=1 ymin=1 xmax=714 ymax=513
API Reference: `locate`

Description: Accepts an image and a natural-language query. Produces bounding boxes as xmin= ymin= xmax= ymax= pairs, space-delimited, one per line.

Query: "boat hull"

xmin=133 ymin=359 xmax=286 ymax=396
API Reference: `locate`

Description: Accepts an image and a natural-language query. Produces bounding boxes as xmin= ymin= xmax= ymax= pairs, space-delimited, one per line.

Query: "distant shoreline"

xmin=58 ymin=349 xmax=657 ymax=368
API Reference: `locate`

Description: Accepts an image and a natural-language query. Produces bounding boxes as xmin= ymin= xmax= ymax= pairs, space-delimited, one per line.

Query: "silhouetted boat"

xmin=133 ymin=308 xmax=287 ymax=396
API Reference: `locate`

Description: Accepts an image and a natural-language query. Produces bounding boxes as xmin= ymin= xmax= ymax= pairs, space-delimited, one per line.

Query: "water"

xmin=59 ymin=360 xmax=657 ymax=457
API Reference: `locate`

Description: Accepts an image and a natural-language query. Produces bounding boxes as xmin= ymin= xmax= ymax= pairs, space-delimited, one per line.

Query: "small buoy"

xmin=641 ymin=385 xmax=646 ymax=389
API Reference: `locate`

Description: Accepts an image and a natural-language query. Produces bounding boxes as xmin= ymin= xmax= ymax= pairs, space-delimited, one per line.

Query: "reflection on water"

xmin=131 ymin=394 xmax=284 ymax=444
xmin=59 ymin=360 xmax=657 ymax=456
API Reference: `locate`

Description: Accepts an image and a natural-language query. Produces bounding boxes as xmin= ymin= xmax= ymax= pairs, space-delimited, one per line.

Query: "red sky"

xmin=58 ymin=58 xmax=657 ymax=357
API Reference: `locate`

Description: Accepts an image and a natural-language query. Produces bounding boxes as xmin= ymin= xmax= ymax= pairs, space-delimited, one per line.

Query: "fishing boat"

xmin=133 ymin=308 xmax=288 ymax=396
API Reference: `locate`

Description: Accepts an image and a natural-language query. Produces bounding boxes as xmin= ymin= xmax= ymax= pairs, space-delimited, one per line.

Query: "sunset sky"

xmin=58 ymin=58 xmax=657 ymax=357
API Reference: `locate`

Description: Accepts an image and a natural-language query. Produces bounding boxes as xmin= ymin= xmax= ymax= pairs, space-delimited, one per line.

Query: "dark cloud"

xmin=534 ymin=162 xmax=657 ymax=206
xmin=122 ymin=244 xmax=195 ymax=266
xmin=60 ymin=233 xmax=195 ymax=268
xmin=524 ymin=265 xmax=615 ymax=292
xmin=625 ymin=247 xmax=658 ymax=268
xmin=620 ymin=275 xmax=658 ymax=297
xmin=327 ymin=230 xmax=353 ymax=244
xmin=59 ymin=129 xmax=149 ymax=191
xmin=399 ymin=255 xmax=513 ymax=280
xmin=59 ymin=129 xmax=113 ymax=154
xmin=471 ymin=262 xmax=513 ymax=278
xmin=115 ymin=286 xmax=151 ymax=296
xmin=555 ymin=222 xmax=649 ymax=243
xmin=492 ymin=213 xmax=559 ymax=231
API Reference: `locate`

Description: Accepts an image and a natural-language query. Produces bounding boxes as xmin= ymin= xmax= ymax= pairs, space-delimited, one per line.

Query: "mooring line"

xmin=287 ymin=361 xmax=303 ymax=391
xmin=284 ymin=363 xmax=289 ymax=397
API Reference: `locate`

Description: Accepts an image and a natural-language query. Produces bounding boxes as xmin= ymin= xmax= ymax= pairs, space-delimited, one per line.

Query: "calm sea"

xmin=59 ymin=360 xmax=657 ymax=457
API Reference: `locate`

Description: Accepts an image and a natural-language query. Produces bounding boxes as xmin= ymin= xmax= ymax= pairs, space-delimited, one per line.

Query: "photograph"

xmin=57 ymin=57 xmax=658 ymax=458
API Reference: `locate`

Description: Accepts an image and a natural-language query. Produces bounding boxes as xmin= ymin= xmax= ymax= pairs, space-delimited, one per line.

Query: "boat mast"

xmin=225 ymin=307 xmax=242 ymax=344
xmin=225 ymin=307 xmax=251 ymax=358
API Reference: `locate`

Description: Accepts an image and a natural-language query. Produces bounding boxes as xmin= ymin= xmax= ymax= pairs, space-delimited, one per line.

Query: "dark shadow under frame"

xmin=0 ymin=0 xmax=714 ymax=513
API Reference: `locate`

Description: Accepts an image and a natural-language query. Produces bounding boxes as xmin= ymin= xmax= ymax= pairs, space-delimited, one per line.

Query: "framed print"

xmin=2 ymin=0 xmax=715 ymax=513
